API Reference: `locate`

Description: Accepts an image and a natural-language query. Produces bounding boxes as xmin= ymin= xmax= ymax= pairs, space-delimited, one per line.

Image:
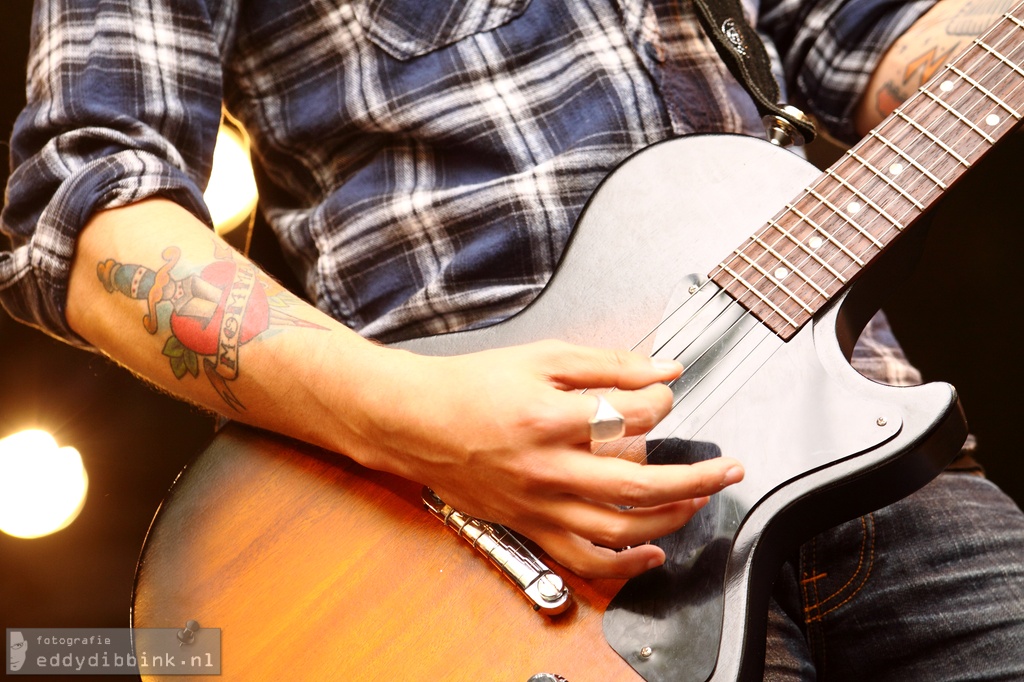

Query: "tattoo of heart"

xmin=97 ymin=244 xmax=325 ymax=411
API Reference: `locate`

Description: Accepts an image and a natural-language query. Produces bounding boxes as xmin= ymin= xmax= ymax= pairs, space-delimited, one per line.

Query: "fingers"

xmin=560 ymin=384 xmax=675 ymax=443
xmin=531 ymin=528 xmax=669 ymax=580
xmin=538 ymin=451 xmax=744 ymax=507
xmin=537 ymin=341 xmax=683 ymax=390
xmin=523 ymin=457 xmax=744 ymax=579
xmin=526 ymin=342 xmax=680 ymax=443
xmin=553 ymin=496 xmax=710 ymax=550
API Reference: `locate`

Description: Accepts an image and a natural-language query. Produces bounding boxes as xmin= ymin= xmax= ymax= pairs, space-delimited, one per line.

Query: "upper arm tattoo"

xmin=867 ymin=0 xmax=1017 ymax=122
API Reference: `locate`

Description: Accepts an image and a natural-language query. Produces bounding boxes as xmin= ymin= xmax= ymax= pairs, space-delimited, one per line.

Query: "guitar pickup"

xmin=421 ymin=488 xmax=572 ymax=615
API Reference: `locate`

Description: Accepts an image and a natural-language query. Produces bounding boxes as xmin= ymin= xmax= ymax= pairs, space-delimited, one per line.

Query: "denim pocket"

xmin=352 ymin=0 xmax=532 ymax=60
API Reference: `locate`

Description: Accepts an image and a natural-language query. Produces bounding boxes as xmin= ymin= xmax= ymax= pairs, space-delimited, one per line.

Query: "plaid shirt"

xmin=1 ymin=0 xmax=935 ymax=386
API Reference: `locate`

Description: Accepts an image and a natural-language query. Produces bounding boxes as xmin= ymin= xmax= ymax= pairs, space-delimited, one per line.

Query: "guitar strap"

xmin=690 ymin=0 xmax=817 ymax=145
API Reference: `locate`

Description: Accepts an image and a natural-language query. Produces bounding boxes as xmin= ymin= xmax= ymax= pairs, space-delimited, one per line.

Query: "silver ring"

xmin=589 ymin=395 xmax=626 ymax=442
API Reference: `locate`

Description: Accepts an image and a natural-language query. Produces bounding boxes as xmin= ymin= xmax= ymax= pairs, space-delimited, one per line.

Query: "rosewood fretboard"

xmin=711 ymin=5 xmax=1024 ymax=339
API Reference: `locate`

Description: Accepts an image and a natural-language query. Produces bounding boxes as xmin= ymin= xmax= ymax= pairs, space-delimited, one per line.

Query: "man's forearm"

xmin=855 ymin=0 xmax=1018 ymax=134
xmin=62 ymin=197 xmax=743 ymax=580
xmin=66 ymin=198 xmax=385 ymax=454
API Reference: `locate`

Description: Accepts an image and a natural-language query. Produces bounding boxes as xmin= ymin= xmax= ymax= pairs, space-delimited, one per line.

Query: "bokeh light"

xmin=204 ymin=122 xmax=259 ymax=237
xmin=0 ymin=430 xmax=89 ymax=539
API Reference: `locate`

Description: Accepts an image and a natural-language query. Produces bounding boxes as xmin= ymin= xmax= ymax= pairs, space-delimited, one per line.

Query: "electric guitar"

xmin=132 ymin=8 xmax=1024 ymax=681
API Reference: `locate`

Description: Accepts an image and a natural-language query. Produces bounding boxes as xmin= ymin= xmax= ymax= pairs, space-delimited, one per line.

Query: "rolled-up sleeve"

xmin=0 ymin=0 xmax=229 ymax=345
xmin=758 ymin=0 xmax=938 ymax=143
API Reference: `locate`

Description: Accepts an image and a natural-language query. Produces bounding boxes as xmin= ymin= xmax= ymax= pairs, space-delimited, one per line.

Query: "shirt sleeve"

xmin=758 ymin=0 xmax=938 ymax=143
xmin=0 ymin=0 xmax=232 ymax=345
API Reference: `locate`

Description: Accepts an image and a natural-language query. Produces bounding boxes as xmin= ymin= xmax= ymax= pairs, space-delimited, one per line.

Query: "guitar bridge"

xmin=421 ymin=488 xmax=572 ymax=615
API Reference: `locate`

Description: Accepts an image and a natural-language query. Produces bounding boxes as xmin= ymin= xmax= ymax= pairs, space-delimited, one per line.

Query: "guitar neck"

xmin=712 ymin=3 xmax=1024 ymax=339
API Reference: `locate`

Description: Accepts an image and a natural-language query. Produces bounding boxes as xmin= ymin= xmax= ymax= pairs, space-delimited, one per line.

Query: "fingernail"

xmin=651 ymin=358 xmax=683 ymax=374
xmin=646 ymin=556 xmax=665 ymax=571
xmin=692 ymin=495 xmax=710 ymax=510
xmin=723 ymin=465 xmax=744 ymax=485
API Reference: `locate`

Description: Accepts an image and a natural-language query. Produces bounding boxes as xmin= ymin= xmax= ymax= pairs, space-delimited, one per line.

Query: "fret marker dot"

xmin=889 ymin=163 xmax=904 ymax=176
xmin=808 ymin=235 xmax=823 ymax=249
xmin=940 ymin=81 xmax=954 ymax=92
xmin=774 ymin=267 xmax=788 ymax=280
xmin=986 ymin=113 xmax=1000 ymax=126
xmin=848 ymin=202 xmax=862 ymax=214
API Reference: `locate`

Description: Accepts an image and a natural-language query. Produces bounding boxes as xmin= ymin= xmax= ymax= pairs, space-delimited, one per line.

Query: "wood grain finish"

xmin=133 ymin=424 xmax=638 ymax=681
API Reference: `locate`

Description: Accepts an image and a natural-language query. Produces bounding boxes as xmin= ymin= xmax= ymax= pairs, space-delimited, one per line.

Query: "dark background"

xmin=1 ymin=1 xmax=1021 ymax=677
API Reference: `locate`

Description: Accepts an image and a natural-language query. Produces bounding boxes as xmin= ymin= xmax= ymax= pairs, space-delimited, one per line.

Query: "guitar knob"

xmin=527 ymin=674 xmax=568 ymax=682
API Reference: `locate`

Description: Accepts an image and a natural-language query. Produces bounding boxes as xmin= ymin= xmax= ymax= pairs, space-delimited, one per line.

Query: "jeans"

xmin=764 ymin=472 xmax=1024 ymax=680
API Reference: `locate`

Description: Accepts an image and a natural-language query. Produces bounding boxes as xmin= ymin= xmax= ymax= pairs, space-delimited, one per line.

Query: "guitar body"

xmin=132 ymin=135 xmax=965 ymax=681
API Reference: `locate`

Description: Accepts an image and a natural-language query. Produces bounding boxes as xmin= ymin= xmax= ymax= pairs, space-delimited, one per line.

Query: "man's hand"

xmin=334 ymin=341 xmax=745 ymax=579
xmin=68 ymin=199 xmax=743 ymax=582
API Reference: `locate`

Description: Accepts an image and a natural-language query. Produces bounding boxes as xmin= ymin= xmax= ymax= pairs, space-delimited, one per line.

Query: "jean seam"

xmin=805 ymin=514 xmax=877 ymax=621
xmin=800 ymin=536 xmax=825 ymax=673
xmin=800 ymin=513 xmax=877 ymax=675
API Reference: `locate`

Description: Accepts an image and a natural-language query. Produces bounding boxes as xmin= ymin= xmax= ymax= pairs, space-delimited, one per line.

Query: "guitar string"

xmin=589 ymin=13 xmax=1024 ymax=471
xmin=586 ymin=280 xmax=759 ymax=461
xmin=591 ymin=288 xmax=776 ymax=465
xmin=806 ymin=15 xmax=1021 ymax=279
xmin=637 ymin=298 xmax=779 ymax=465
xmin=814 ymin=19 xmax=1024 ymax=274
xmin=585 ymin=38 xmax=1015 ymax=462
xmin=716 ymin=11 xmax=1022 ymax=318
xmin=725 ymin=65 xmax=988 ymax=325
xmin=721 ymin=15 xmax=1022 ymax=327
xmin=751 ymin=15 xmax=1022 ymax=322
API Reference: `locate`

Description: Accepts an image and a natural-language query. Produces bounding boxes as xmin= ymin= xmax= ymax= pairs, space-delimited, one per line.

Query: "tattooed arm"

xmin=66 ymin=198 xmax=742 ymax=579
xmin=855 ymin=0 xmax=1017 ymax=133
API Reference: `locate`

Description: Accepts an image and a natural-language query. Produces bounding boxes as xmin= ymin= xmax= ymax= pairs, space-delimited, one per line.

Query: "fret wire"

xmin=862 ymin=119 xmax=953 ymax=224
xmin=887 ymin=110 xmax=973 ymax=201
xmin=915 ymin=10 xmax=1024 ymax=195
xmin=948 ymin=64 xmax=1023 ymax=117
xmin=922 ymin=9 xmax=1024 ymax=182
xmin=786 ymin=192 xmax=884 ymax=282
xmin=980 ymin=14 xmax=1024 ymax=117
xmin=844 ymin=149 xmax=926 ymax=210
xmin=785 ymin=201 xmax=874 ymax=265
xmin=766 ymin=218 xmax=849 ymax=284
xmin=822 ymin=168 xmax=905 ymax=231
xmin=756 ymin=220 xmax=834 ymax=299
xmin=868 ymin=130 xmax=948 ymax=190
xmin=1004 ymin=11 xmax=1024 ymax=30
xmin=729 ymin=196 xmax=831 ymax=296
xmin=849 ymin=100 xmax=943 ymax=232
xmin=804 ymin=186 xmax=894 ymax=255
xmin=888 ymin=96 xmax=966 ymax=175
xmin=973 ymin=14 xmax=1024 ymax=98
xmin=974 ymin=38 xmax=1024 ymax=80
xmin=846 ymin=135 xmax=942 ymax=260
xmin=756 ymin=185 xmax=835 ymax=291
xmin=919 ymin=87 xmax=996 ymax=143
xmin=717 ymin=263 xmax=799 ymax=329
xmin=729 ymin=250 xmax=815 ymax=314
xmin=926 ymin=37 xmax=1019 ymax=180
xmin=809 ymin=165 xmax=908 ymax=277
xmin=717 ymin=248 xmax=771 ymax=309
xmin=892 ymin=109 xmax=972 ymax=168
xmin=751 ymin=234 xmax=831 ymax=299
